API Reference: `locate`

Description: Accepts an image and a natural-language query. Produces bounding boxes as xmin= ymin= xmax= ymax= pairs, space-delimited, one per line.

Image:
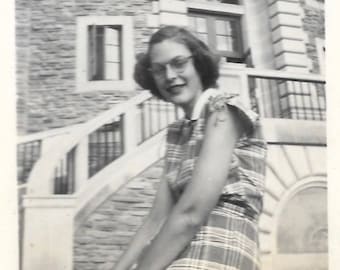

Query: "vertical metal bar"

xmin=67 ymin=149 xmax=75 ymax=194
xmin=29 ymin=143 xmax=34 ymax=180
xmin=157 ymin=98 xmax=161 ymax=133
xmin=259 ymin=78 xmax=267 ymax=117
xmin=104 ymin=124 xmax=108 ymax=165
xmin=276 ymin=80 xmax=283 ymax=118
xmin=95 ymin=129 xmax=100 ymax=174
xmin=54 ymin=167 xmax=58 ymax=194
xmin=140 ymin=103 xmax=146 ymax=143
xmin=283 ymin=79 xmax=290 ymax=119
xmin=314 ymin=82 xmax=323 ymax=120
xmin=21 ymin=144 xmax=26 ymax=183
xmin=60 ymin=158 xmax=65 ymax=194
xmin=148 ymin=99 xmax=153 ymax=137
xmin=300 ymin=81 xmax=308 ymax=120
xmin=88 ymin=133 xmax=93 ymax=177
xmin=120 ymin=115 xmax=124 ymax=156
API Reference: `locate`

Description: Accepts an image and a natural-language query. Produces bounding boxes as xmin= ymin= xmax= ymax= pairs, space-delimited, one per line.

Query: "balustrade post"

xmin=74 ymin=137 xmax=89 ymax=191
xmin=22 ymin=195 xmax=76 ymax=270
xmin=239 ymin=69 xmax=252 ymax=109
xmin=122 ymin=107 xmax=138 ymax=153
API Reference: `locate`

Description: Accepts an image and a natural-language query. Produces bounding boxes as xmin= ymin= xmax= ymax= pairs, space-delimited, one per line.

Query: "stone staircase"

xmin=74 ymin=159 xmax=164 ymax=270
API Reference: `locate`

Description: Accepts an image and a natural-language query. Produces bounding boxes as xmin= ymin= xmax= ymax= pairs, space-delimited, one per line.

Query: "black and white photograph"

xmin=1 ymin=0 xmax=340 ymax=270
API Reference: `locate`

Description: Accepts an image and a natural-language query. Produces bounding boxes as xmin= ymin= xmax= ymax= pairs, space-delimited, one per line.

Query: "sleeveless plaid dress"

xmin=164 ymin=89 xmax=267 ymax=270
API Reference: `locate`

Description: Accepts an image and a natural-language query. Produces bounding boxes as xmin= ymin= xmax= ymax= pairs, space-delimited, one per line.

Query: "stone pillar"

xmin=267 ymin=0 xmax=310 ymax=73
xmin=147 ymin=0 xmax=188 ymax=29
xmin=22 ymin=196 xmax=76 ymax=270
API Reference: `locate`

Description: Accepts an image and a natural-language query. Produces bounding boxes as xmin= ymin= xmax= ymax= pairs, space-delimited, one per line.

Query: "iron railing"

xmin=17 ymin=140 xmax=41 ymax=184
xmin=88 ymin=116 xmax=124 ymax=177
xmin=248 ymin=74 xmax=326 ymax=121
xmin=54 ymin=147 xmax=76 ymax=194
xmin=138 ymin=96 xmax=180 ymax=144
xmin=18 ymin=70 xmax=326 ymax=196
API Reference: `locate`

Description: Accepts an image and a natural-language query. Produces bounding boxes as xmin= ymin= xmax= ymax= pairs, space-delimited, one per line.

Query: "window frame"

xmin=188 ymin=11 xmax=244 ymax=61
xmin=76 ymin=16 xmax=134 ymax=92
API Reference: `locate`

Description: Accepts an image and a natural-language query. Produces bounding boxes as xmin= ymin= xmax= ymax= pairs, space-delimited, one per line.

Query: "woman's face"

xmin=149 ymin=39 xmax=203 ymax=116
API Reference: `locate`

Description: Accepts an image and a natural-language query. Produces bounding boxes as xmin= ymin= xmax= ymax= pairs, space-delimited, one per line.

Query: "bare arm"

xmin=136 ymin=107 xmax=244 ymax=270
xmin=114 ymin=178 xmax=174 ymax=270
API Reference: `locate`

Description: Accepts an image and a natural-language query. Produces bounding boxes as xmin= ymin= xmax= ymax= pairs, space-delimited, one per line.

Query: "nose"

xmin=165 ymin=64 xmax=177 ymax=80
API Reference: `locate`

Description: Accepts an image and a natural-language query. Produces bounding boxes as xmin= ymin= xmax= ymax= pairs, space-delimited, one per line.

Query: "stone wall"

xmin=15 ymin=0 xmax=153 ymax=134
xmin=300 ymin=0 xmax=325 ymax=73
xmin=74 ymin=159 xmax=163 ymax=270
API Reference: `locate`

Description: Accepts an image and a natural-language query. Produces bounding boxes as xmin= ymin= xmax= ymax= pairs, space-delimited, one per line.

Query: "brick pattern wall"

xmin=74 ymin=159 xmax=163 ymax=270
xmin=300 ymin=0 xmax=325 ymax=73
xmin=15 ymin=0 xmax=154 ymax=134
xmin=16 ymin=0 xmax=31 ymax=133
xmin=25 ymin=90 xmax=136 ymax=133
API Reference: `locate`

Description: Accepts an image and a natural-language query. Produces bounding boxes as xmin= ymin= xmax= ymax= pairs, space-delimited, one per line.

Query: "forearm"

xmin=114 ymin=217 xmax=164 ymax=270
xmin=136 ymin=210 xmax=203 ymax=270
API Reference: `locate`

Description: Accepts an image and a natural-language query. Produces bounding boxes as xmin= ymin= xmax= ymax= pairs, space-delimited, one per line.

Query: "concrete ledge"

xmin=270 ymin=13 xmax=302 ymax=29
xmin=275 ymin=52 xmax=309 ymax=68
xmin=272 ymin=26 xmax=304 ymax=42
xmin=160 ymin=13 xmax=188 ymax=26
xmin=269 ymin=1 xmax=301 ymax=17
xmin=262 ymin=118 xmax=326 ymax=145
xmin=159 ymin=0 xmax=187 ymax=13
xmin=273 ymin=39 xmax=306 ymax=56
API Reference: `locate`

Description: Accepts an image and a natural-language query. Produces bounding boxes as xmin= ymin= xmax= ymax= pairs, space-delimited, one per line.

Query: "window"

xmin=77 ymin=16 xmax=134 ymax=92
xmin=188 ymin=11 xmax=244 ymax=63
xmin=88 ymin=25 xmax=122 ymax=81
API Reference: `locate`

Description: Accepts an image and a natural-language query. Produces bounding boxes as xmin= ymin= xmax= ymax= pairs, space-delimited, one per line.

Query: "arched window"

xmin=273 ymin=186 xmax=328 ymax=270
xmin=277 ymin=186 xmax=328 ymax=253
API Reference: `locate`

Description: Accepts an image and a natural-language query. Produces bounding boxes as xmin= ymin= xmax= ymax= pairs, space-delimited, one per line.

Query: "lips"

xmin=167 ymin=84 xmax=186 ymax=94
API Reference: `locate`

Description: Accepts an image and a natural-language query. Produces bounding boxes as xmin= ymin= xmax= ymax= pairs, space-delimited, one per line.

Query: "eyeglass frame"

xmin=148 ymin=55 xmax=193 ymax=78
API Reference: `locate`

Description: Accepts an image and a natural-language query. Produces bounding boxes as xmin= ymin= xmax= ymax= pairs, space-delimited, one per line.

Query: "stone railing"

xmin=21 ymin=91 xmax=180 ymax=270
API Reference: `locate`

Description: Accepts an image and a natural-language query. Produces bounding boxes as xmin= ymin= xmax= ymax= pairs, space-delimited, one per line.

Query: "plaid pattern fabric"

xmin=164 ymin=92 xmax=267 ymax=270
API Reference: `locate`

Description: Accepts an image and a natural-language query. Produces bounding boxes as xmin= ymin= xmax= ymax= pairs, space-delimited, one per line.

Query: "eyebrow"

xmin=151 ymin=55 xmax=191 ymax=65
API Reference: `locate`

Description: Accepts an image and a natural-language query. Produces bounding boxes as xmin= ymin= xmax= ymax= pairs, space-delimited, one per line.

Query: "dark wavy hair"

xmin=134 ymin=25 xmax=221 ymax=99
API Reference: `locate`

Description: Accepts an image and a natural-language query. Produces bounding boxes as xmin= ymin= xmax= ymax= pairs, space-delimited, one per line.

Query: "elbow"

xmin=175 ymin=206 xmax=207 ymax=232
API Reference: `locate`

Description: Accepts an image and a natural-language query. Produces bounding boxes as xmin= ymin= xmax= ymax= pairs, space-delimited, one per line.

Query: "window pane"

xmin=88 ymin=25 xmax=121 ymax=81
xmin=105 ymin=45 xmax=120 ymax=62
xmin=216 ymin=36 xmax=228 ymax=51
xmin=196 ymin=17 xmax=207 ymax=33
xmin=105 ymin=63 xmax=120 ymax=80
xmin=217 ymin=35 xmax=234 ymax=51
xmin=105 ymin=26 xmax=119 ymax=46
xmin=215 ymin=20 xmax=226 ymax=35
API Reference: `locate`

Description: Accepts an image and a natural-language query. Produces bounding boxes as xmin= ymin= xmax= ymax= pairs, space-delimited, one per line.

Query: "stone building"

xmin=16 ymin=1 xmax=326 ymax=270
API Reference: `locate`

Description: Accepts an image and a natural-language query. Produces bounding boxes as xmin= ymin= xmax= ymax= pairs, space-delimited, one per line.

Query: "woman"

xmin=114 ymin=25 xmax=267 ymax=270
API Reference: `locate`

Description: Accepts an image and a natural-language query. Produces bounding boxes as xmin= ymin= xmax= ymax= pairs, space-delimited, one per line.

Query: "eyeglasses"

xmin=149 ymin=55 xmax=193 ymax=77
